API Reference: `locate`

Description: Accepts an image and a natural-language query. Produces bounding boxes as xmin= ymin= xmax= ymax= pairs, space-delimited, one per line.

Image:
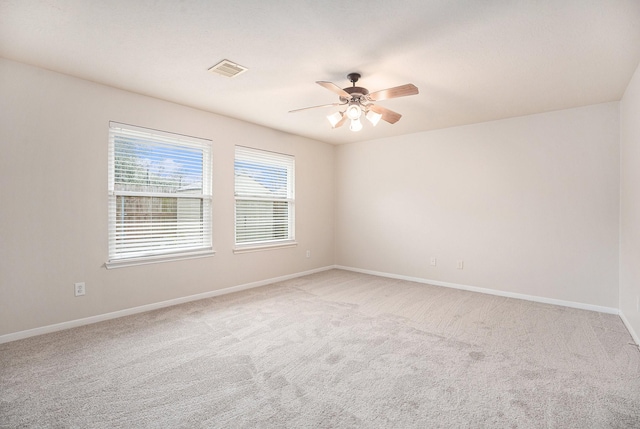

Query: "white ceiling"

xmin=1 ymin=0 xmax=639 ymax=145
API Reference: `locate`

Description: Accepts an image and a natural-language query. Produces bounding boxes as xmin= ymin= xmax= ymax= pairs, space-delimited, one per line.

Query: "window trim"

xmin=232 ymin=241 xmax=297 ymax=254
xmin=105 ymin=249 xmax=215 ymax=269
xmin=107 ymin=121 xmax=213 ymax=267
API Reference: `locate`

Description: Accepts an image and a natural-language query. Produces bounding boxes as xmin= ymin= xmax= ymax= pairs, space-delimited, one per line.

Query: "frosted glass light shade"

xmin=327 ymin=111 xmax=343 ymax=128
xmin=346 ymin=104 xmax=362 ymax=120
xmin=366 ymin=110 xmax=382 ymax=126
xmin=349 ymin=117 xmax=363 ymax=132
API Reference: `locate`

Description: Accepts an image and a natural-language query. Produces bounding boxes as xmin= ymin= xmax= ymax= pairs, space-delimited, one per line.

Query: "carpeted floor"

xmin=1 ymin=269 xmax=639 ymax=428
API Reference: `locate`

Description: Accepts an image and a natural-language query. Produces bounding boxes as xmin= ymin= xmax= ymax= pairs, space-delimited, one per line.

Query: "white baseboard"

xmin=3 ymin=265 xmax=628 ymax=345
xmin=619 ymin=311 xmax=640 ymax=346
xmin=335 ymin=265 xmax=620 ymax=315
xmin=0 ymin=266 xmax=334 ymax=345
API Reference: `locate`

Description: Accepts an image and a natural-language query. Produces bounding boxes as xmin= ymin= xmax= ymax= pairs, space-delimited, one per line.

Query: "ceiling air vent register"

xmin=208 ymin=60 xmax=248 ymax=78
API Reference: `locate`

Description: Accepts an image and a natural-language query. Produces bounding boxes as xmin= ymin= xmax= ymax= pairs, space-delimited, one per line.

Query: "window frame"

xmin=106 ymin=122 xmax=214 ymax=269
xmin=234 ymin=145 xmax=296 ymax=253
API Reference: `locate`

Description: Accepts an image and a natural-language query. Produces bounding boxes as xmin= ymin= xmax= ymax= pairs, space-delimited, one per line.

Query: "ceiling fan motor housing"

xmin=340 ymin=86 xmax=369 ymax=103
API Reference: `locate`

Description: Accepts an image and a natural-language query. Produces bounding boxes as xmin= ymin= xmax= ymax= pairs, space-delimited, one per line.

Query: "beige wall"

xmin=0 ymin=56 xmax=632 ymax=340
xmin=620 ymin=61 xmax=640 ymax=340
xmin=335 ymin=103 xmax=620 ymax=308
xmin=0 ymin=58 xmax=335 ymax=336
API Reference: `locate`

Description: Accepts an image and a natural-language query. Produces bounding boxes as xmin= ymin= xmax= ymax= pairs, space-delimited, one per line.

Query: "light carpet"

xmin=1 ymin=269 xmax=639 ymax=428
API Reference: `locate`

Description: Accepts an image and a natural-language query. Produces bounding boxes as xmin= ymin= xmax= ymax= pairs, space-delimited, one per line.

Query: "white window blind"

xmin=108 ymin=122 xmax=212 ymax=264
xmin=235 ymin=146 xmax=295 ymax=246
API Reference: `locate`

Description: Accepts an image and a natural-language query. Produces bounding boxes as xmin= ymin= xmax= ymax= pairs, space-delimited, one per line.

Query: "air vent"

xmin=208 ymin=59 xmax=248 ymax=78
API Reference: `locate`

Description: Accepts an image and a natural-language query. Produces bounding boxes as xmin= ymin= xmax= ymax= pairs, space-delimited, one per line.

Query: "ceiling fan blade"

xmin=333 ymin=114 xmax=348 ymax=128
xmin=316 ymin=81 xmax=352 ymax=99
xmin=369 ymin=104 xmax=402 ymax=124
xmin=368 ymin=83 xmax=419 ymax=101
xmin=289 ymin=103 xmax=343 ymax=113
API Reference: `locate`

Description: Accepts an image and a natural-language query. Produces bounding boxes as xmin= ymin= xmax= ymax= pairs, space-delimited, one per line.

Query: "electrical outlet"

xmin=74 ymin=282 xmax=85 ymax=297
xmin=456 ymin=260 xmax=464 ymax=270
xmin=306 ymin=250 xmax=311 ymax=258
xmin=430 ymin=257 xmax=437 ymax=266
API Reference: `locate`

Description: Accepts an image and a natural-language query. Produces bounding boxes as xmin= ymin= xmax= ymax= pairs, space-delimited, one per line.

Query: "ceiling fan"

xmin=290 ymin=73 xmax=419 ymax=132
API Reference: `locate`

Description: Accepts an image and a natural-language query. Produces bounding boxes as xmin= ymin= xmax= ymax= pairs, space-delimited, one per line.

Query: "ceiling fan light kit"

xmin=290 ymin=72 xmax=419 ymax=132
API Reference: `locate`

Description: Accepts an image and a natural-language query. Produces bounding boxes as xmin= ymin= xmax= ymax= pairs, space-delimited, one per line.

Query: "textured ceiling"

xmin=1 ymin=0 xmax=639 ymax=144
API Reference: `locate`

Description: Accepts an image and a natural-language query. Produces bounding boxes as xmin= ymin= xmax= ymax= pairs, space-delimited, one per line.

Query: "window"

xmin=107 ymin=122 xmax=212 ymax=267
xmin=234 ymin=146 xmax=295 ymax=250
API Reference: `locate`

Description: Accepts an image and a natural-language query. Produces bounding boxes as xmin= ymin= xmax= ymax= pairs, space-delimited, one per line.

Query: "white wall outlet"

xmin=306 ymin=250 xmax=311 ymax=258
xmin=430 ymin=257 xmax=437 ymax=266
xmin=74 ymin=282 xmax=86 ymax=297
xmin=456 ymin=260 xmax=464 ymax=270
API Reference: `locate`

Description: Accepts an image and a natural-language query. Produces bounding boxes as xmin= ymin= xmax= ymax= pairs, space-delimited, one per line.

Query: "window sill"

xmin=105 ymin=249 xmax=215 ymax=269
xmin=233 ymin=241 xmax=298 ymax=254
